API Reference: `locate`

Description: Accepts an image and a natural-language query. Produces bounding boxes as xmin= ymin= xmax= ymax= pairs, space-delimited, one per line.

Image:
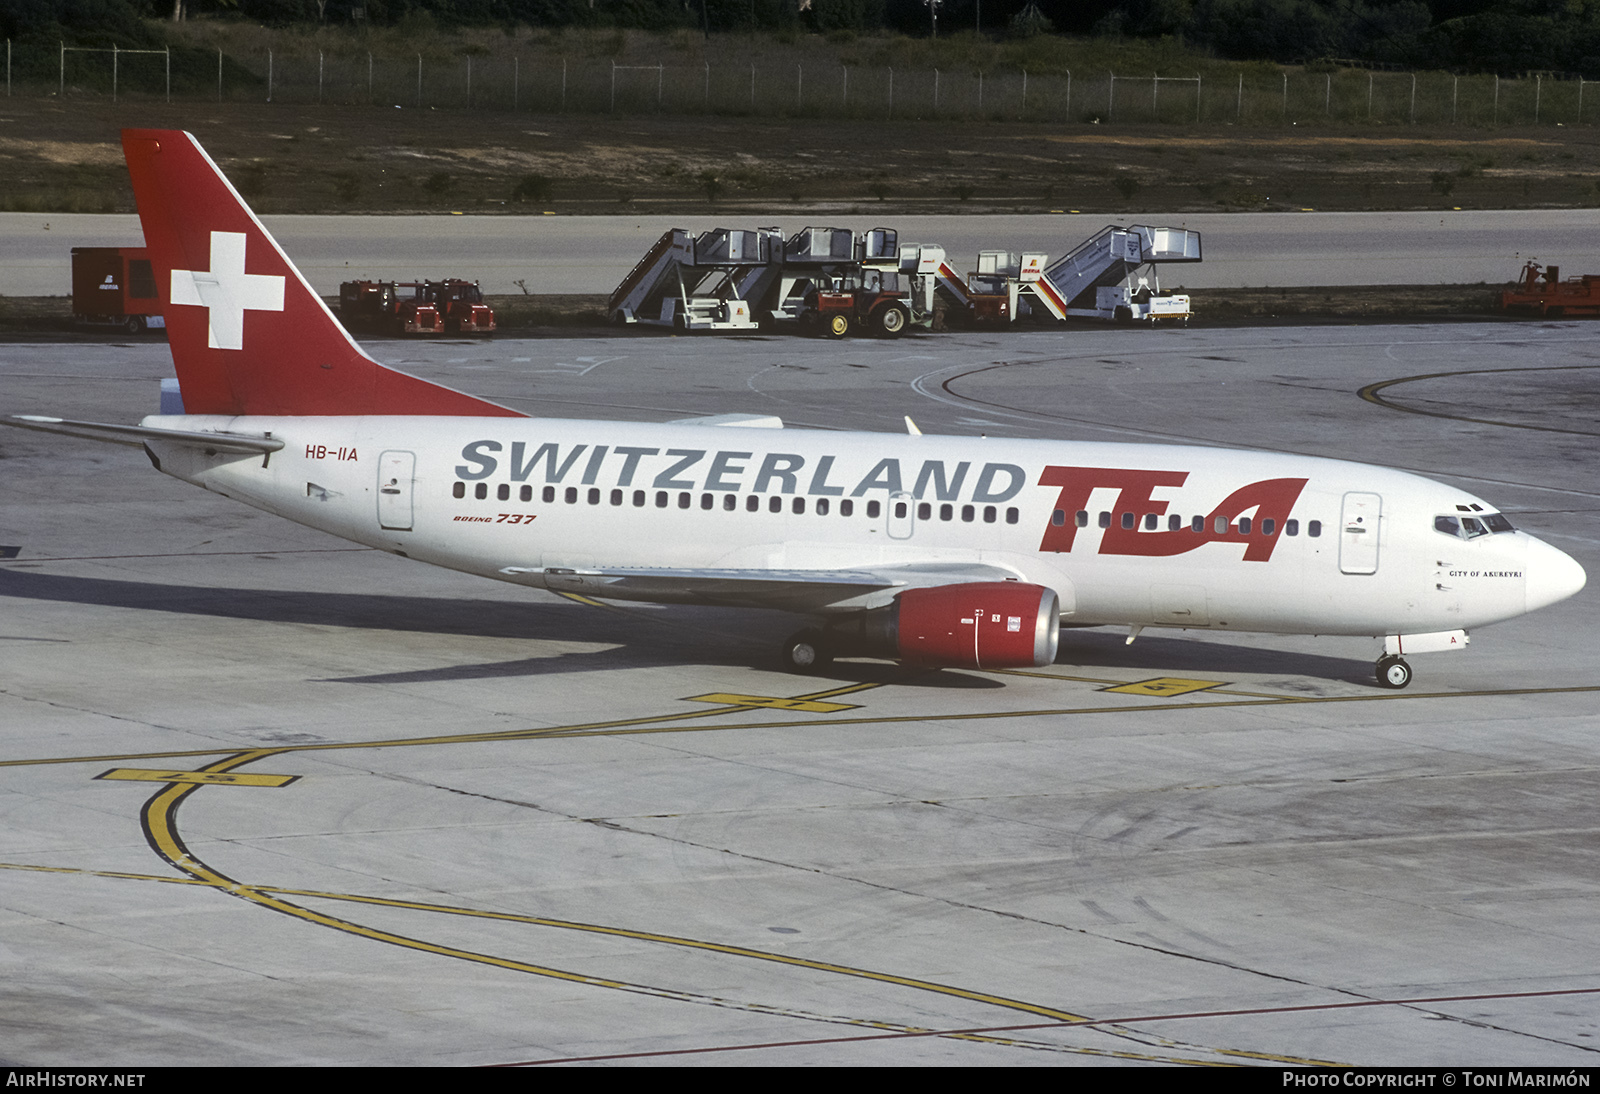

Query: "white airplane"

xmin=9 ymin=129 xmax=1586 ymax=688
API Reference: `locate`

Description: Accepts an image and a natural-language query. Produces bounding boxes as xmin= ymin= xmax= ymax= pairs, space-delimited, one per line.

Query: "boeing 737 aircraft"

xmin=9 ymin=130 xmax=1587 ymax=687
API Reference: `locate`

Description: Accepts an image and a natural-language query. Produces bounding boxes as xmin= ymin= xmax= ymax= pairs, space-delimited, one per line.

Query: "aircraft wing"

xmin=500 ymin=560 xmax=1023 ymax=613
xmin=6 ymin=416 xmax=284 ymax=455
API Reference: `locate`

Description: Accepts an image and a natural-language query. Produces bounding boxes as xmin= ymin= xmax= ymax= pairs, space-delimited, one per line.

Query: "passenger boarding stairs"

xmin=1026 ymin=225 xmax=1202 ymax=323
xmin=608 ymin=227 xmax=782 ymax=330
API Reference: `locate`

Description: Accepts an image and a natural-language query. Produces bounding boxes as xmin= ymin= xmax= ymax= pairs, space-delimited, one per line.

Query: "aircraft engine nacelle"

xmin=895 ymin=582 xmax=1061 ymax=668
xmin=828 ymin=582 xmax=1061 ymax=669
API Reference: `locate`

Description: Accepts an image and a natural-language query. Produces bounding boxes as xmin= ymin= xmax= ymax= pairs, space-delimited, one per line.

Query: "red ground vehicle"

xmin=801 ymin=271 xmax=912 ymax=339
xmin=1497 ymin=261 xmax=1600 ymax=317
xmin=71 ymin=247 xmax=166 ymax=333
xmin=338 ymin=280 xmax=443 ymax=335
xmin=426 ymin=279 xmax=495 ymax=334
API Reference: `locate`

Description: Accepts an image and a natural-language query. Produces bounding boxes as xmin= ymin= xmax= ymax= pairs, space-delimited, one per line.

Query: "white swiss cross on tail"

xmin=169 ymin=231 xmax=285 ymax=351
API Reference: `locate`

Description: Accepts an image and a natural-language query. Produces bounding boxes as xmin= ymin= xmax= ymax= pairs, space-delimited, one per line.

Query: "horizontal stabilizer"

xmin=6 ymin=415 xmax=284 ymax=455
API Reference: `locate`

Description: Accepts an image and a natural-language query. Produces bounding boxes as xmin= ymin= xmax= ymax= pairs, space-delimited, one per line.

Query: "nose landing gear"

xmin=1375 ymin=654 xmax=1413 ymax=689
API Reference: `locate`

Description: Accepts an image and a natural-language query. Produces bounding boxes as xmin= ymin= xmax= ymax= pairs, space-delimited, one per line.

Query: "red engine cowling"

xmin=894 ymin=582 xmax=1060 ymax=669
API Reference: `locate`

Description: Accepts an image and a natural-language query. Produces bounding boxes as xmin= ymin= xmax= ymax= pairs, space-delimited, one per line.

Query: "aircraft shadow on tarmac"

xmin=0 ymin=568 xmax=1374 ymax=687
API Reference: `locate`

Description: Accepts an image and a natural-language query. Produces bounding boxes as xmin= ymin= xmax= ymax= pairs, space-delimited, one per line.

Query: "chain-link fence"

xmin=8 ymin=40 xmax=1596 ymax=127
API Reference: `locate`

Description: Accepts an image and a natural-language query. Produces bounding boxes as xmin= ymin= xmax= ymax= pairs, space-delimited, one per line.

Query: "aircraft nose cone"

xmin=1526 ymin=537 xmax=1587 ymax=613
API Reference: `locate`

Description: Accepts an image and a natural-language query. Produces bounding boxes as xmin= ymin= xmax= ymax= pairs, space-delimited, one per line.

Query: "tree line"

xmin=7 ymin=0 xmax=1600 ymax=78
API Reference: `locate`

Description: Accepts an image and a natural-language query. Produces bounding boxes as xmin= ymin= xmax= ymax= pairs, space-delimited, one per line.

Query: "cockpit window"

xmin=1436 ymin=511 xmax=1515 ymax=539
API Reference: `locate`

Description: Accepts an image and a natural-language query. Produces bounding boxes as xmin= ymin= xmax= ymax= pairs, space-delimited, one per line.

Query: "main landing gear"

xmin=781 ymin=628 xmax=834 ymax=674
xmin=1375 ymin=654 xmax=1413 ymax=690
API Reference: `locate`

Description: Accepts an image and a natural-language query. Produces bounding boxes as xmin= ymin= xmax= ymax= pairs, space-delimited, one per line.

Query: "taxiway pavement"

xmin=0 ymin=322 xmax=1596 ymax=1065
xmin=3 ymin=208 xmax=1597 ymax=297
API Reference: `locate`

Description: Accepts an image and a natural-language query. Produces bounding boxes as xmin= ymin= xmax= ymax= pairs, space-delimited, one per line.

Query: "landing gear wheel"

xmin=781 ymin=628 xmax=833 ymax=674
xmin=873 ymin=303 xmax=909 ymax=338
xmin=825 ymin=312 xmax=852 ymax=339
xmin=1376 ymin=655 xmax=1412 ymax=689
xmin=123 ymin=314 xmax=145 ymax=335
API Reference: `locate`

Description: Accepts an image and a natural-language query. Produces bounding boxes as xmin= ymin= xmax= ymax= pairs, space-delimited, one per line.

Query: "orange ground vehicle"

xmin=799 ymin=271 xmax=912 ymax=339
xmin=338 ymin=280 xmax=443 ymax=335
xmin=1497 ymin=261 xmax=1600 ymax=317
xmin=426 ymin=279 xmax=495 ymax=334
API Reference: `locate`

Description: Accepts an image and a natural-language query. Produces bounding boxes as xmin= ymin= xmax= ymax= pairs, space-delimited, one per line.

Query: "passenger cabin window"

xmin=498 ymin=484 xmax=510 ymax=501
xmin=475 ymin=483 xmax=487 ymax=500
xmin=867 ymin=500 xmax=881 ymax=519
xmin=452 ymin=482 xmax=465 ymax=499
xmin=1285 ymin=519 xmax=1299 ymax=536
xmin=521 ymin=485 xmax=533 ymax=502
xmin=1308 ymin=520 xmax=1322 ymax=537
xmin=543 ymin=486 xmax=556 ymax=503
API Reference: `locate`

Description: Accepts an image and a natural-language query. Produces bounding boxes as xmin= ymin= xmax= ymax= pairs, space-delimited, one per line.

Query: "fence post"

xmin=934 ymin=68 xmax=938 ymax=112
xmin=112 ymin=44 xmax=117 ymax=104
xmin=1281 ymin=70 xmax=1287 ymax=119
xmin=1325 ymin=73 xmax=1330 ymax=115
xmin=657 ymin=63 xmax=663 ymax=112
xmin=165 ymin=46 xmax=170 ymax=103
xmin=1410 ymin=73 xmax=1415 ymax=124
xmin=318 ymin=50 xmax=324 ymax=105
xmin=705 ymin=61 xmax=709 ymax=110
xmin=750 ymin=62 xmax=755 ymax=113
xmin=561 ymin=58 xmax=566 ymax=110
xmin=466 ymin=55 xmax=471 ymax=107
xmin=1110 ymin=72 xmax=1115 ymax=121
xmin=1235 ymin=72 xmax=1241 ymax=120
xmin=1580 ymin=78 xmax=1585 ymax=123
xmin=796 ymin=64 xmax=801 ymax=113
xmin=513 ymin=55 xmax=518 ymax=111
xmin=1065 ymin=69 xmax=1071 ymax=118
xmin=369 ymin=52 xmax=373 ymax=104
xmin=978 ymin=70 xmax=983 ymax=114
xmin=1367 ymin=71 xmax=1372 ymax=120
xmin=217 ymin=47 xmax=223 ymax=102
xmin=1197 ymin=74 xmax=1202 ymax=123
xmin=6 ymin=39 xmax=10 ymax=98
xmin=1022 ymin=69 xmax=1026 ymax=116
xmin=888 ymin=67 xmax=893 ymax=119
xmin=1535 ymin=73 xmax=1541 ymax=123
xmin=1152 ymin=72 xmax=1157 ymax=120
xmin=842 ymin=65 xmax=847 ymax=109
xmin=268 ymin=49 xmax=273 ymax=103
xmin=59 ymin=40 xmax=64 ymax=99
xmin=1452 ymin=75 xmax=1457 ymax=124
xmin=416 ymin=53 xmax=421 ymax=108
xmin=610 ymin=61 xmax=615 ymax=112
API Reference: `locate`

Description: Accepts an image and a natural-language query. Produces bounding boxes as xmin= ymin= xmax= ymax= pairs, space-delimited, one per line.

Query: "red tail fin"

xmin=122 ymin=129 xmax=523 ymax=418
